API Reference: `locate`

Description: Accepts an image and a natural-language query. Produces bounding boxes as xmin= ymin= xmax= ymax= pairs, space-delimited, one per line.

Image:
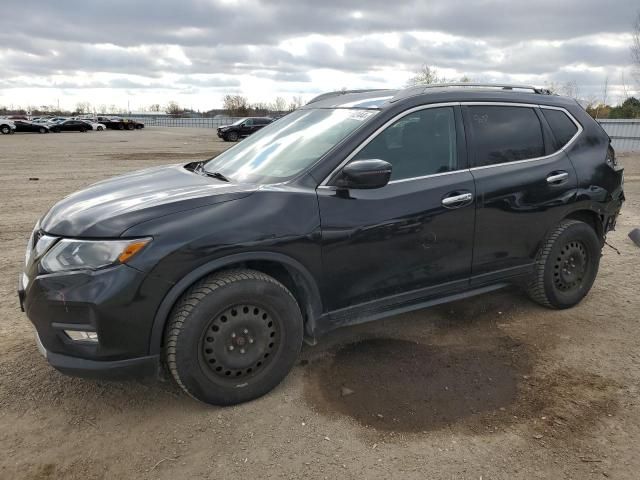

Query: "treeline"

xmin=584 ymin=97 xmax=640 ymax=119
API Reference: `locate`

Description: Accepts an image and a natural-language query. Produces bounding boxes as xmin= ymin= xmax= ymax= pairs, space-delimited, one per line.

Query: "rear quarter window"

xmin=541 ymin=108 xmax=579 ymax=149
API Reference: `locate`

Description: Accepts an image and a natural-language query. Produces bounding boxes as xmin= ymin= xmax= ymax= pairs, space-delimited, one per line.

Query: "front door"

xmin=317 ymin=105 xmax=476 ymax=313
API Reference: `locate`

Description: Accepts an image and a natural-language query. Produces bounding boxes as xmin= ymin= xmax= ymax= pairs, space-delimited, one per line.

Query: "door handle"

xmin=546 ymin=172 xmax=569 ymax=184
xmin=442 ymin=192 xmax=473 ymax=208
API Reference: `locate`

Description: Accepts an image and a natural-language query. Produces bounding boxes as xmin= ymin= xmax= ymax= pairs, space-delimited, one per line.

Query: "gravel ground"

xmin=1 ymin=127 xmax=639 ymax=480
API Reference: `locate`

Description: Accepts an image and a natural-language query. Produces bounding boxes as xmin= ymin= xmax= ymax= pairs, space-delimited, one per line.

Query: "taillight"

xmin=606 ymin=145 xmax=618 ymax=169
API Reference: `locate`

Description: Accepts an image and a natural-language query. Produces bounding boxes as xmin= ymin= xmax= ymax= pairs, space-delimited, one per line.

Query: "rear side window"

xmin=542 ymin=108 xmax=579 ymax=149
xmin=467 ymin=106 xmax=544 ymax=166
xmin=353 ymin=106 xmax=457 ymax=181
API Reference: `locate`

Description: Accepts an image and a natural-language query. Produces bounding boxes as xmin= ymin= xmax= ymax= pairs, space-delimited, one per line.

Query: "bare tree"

xmin=560 ymin=80 xmax=580 ymax=99
xmin=288 ymin=96 xmax=304 ymax=111
xmin=270 ymin=96 xmax=288 ymax=112
xmin=595 ymin=76 xmax=609 ymax=119
xmin=406 ymin=65 xmax=444 ymax=86
xmin=166 ymin=101 xmax=183 ymax=115
xmin=75 ymin=101 xmax=92 ymax=114
xmin=223 ymin=94 xmax=249 ymax=115
xmin=632 ymin=12 xmax=640 ymax=75
xmin=148 ymin=103 xmax=161 ymax=112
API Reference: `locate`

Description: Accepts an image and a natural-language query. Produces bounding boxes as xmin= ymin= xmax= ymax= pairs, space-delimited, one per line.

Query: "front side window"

xmin=468 ymin=106 xmax=544 ymax=166
xmin=352 ymin=106 xmax=457 ymax=181
xmin=244 ymin=119 xmax=254 ymax=127
xmin=204 ymin=108 xmax=377 ymax=184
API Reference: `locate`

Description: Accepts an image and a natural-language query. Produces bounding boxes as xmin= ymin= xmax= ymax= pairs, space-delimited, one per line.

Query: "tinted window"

xmin=468 ymin=106 xmax=544 ymax=166
xmin=244 ymin=119 xmax=254 ymax=126
xmin=542 ymin=108 xmax=579 ymax=149
xmin=353 ymin=107 xmax=457 ymax=181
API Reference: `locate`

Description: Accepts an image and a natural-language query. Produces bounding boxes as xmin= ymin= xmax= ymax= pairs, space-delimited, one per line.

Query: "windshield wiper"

xmin=187 ymin=161 xmax=231 ymax=182
xmin=202 ymin=171 xmax=230 ymax=182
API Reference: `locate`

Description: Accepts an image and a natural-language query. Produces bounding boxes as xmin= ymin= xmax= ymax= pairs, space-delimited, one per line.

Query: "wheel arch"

xmin=564 ymin=209 xmax=604 ymax=242
xmin=149 ymin=252 xmax=323 ymax=355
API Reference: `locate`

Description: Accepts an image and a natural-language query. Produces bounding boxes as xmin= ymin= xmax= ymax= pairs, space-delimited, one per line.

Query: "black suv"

xmin=217 ymin=117 xmax=273 ymax=141
xmin=19 ymin=84 xmax=624 ymax=405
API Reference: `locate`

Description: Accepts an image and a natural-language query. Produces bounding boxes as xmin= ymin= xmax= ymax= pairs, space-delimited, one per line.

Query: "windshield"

xmin=204 ymin=108 xmax=377 ymax=184
xmin=230 ymin=118 xmax=247 ymax=126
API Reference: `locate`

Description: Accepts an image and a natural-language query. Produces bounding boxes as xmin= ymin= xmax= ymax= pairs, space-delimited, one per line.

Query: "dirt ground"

xmin=1 ymin=127 xmax=639 ymax=480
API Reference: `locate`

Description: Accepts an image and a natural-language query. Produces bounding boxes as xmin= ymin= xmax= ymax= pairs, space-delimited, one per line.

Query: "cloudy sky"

xmin=1 ymin=0 xmax=639 ymax=112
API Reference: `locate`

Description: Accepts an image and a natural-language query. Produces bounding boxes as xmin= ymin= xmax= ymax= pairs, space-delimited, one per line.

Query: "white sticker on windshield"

xmin=347 ymin=110 xmax=376 ymax=121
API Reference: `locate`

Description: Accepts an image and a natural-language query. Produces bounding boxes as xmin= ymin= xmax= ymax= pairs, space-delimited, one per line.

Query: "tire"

xmin=165 ymin=269 xmax=303 ymax=405
xmin=97 ymin=126 xmax=103 ymax=131
xmin=39 ymin=127 xmax=47 ymax=134
xmin=0 ymin=125 xmax=10 ymax=135
xmin=118 ymin=123 xmax=125 ymax=130
xmin=79 ymin=127 xmax=86 ymax=133
xmin=227 ymin=131 xmax=239 ymax=142
xmin=126 ymin=123 xmax=134 ymax=130
xmin=527 ymin=219 xmax=601 ymax=309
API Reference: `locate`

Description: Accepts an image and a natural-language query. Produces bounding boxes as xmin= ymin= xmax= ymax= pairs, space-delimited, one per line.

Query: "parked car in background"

xmin=79 ymin=119 xmax=107 ymax=131
xmin=13 ymin=120 xmax=50 ymax=134
xmin=92 ymin=116 xmax=144 ymax=130
xmin=49 ymin=119 xmax=93 ymax=133
xmin=1 ymin=119 xmax=16 ymax=134
xmin=217 ymin=117 xmax=273 ymax=141
xmin=46 ymin=117 xmax=68 ymax=124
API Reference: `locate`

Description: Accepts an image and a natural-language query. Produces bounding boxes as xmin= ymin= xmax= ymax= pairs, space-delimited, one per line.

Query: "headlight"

xmin=40 ymin=238 xmax=151 ymax=273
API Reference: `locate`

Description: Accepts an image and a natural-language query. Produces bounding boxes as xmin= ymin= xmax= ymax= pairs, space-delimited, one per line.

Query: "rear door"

xmin=463 ymin=103 xmax=579 ymax=284
xmin=318 ymin=105 xmax=476 ymax=312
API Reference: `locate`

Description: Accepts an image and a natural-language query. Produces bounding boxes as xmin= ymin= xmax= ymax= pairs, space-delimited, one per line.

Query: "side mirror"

xmin=335 ymin=159 xmax=392 ymax=190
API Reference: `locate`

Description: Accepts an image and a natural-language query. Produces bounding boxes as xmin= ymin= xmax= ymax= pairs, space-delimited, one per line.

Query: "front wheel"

xmin=527 ymin=219 xmax=601 ymax=309
xmin=97 ymin=126 xmax=103 ymax=131
xmin=165 ymin=269 xmax=303 ymax=405
xmin=227 ymin=131 xmax=239 ymax=142
xmin=0 ymin=125 xmax=10 ymax=134
xmin=39 ymin=127 xmax=47 ymax=134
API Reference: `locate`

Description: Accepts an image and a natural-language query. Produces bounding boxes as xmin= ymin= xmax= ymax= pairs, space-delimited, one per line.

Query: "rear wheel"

xmin=97 ymin=126 xmax=104 ymax=131
xmin=126 ymin=123 xmax=134 ymax=130
xmin=39 ymin=127 xmax=47 ymax=134
xmin=118 ymin=123 xmax=125 ymax=130
xmin=79 ymin=127 xmax=86 ymax=133
xmin=527 ymin=219 xmax=601 ymax=309
xmin=0 ymin=125 xmax=10 ymax=134
xmin=165 ymin=269 xmax=303 ymax=405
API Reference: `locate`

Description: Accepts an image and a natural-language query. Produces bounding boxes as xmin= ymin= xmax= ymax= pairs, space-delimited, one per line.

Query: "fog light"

xmin=64 ymin=330 xmax=99 ymax=342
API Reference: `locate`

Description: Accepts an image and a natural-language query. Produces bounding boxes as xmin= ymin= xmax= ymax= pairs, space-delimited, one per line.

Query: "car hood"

xmin=41 ymin=164 xmax=257 ymax=237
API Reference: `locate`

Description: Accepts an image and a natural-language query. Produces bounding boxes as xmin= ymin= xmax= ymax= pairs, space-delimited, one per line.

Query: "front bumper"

xmin=19 ymin=263 xmax=171 ymax=379
xmin=33 ymin=329 xmax=159 ymax=378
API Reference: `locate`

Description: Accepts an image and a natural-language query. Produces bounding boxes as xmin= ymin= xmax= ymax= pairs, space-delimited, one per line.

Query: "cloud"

xmin=0 ymin=0 xmax=638 ymax=108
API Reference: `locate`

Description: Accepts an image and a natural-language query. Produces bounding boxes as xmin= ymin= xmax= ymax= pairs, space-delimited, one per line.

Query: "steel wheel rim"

xmin=200 ymin=304 xmax=280 ymax=381
xmin=553 ymin=240 xmax=588 ymax=292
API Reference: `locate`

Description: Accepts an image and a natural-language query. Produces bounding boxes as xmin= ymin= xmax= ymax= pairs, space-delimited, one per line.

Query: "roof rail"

xmin=389 ymin=83 xmax=553 ymax=103
xmin=422 ymin=83 xmax=553 ymax=94
xmin=306 ymin=89 xmax=389 ymax=105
